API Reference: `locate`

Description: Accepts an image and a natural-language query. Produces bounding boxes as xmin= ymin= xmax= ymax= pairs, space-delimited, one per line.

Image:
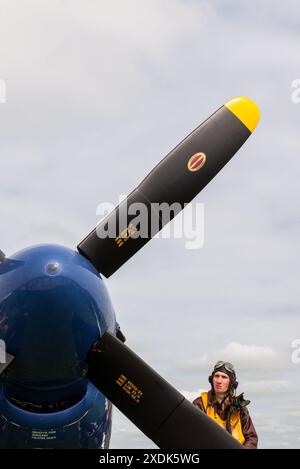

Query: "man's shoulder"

xmin=239 ymin=404 xmax=251 ymax=424
xmin=193 ymin=394 xmax=205 ymax=411
xmin=193 ymin=396 xmax=202 ymax=406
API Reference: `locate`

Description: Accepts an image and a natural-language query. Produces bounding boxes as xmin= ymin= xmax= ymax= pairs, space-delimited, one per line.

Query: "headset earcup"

xmin=231 ymin=379 xmax=238 ymax=390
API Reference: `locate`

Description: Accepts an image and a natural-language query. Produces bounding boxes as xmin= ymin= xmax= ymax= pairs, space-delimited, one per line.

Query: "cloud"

xmin=220 ymin=343 xmax=282 ymax=370
xmin=177 ymin=342 xmax=283 ymax=375
xmin=242 ymin=380 xmax=291 ymax=396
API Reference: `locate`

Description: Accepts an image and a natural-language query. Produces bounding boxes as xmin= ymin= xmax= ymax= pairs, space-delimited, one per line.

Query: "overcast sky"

xmin=1 ymin=0 xmax=300 ymax=449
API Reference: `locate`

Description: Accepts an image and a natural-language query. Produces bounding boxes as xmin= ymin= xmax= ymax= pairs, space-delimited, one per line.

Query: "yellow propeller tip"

xmin=225 ymin=96 xmax=260 ymax=133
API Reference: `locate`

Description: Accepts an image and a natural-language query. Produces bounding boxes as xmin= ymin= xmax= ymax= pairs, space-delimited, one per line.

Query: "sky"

xmin=0 ymin=0 xmax=300 ymax=449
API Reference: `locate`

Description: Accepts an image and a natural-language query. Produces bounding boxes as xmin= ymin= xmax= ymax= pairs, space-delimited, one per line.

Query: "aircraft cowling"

xmin=0 ymin=244 xmax=116 ymax=411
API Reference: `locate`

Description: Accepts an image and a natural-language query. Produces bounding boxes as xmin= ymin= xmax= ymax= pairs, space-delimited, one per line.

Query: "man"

xmin=193 ymin=361 xmax=258 ymax=448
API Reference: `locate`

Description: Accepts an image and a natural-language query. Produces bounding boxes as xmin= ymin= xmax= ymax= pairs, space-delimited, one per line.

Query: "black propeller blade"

xmin=87 ymin=332 xmax=242 ymax=449
xmin=78 ymin=97 xmax=259 ymax=277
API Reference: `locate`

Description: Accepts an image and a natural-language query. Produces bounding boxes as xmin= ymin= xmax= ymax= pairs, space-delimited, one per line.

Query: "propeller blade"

xmin=87 ymin=332 xmax=242 ymax=449
xmin=78 ymin=97 xmax=259 ymax=277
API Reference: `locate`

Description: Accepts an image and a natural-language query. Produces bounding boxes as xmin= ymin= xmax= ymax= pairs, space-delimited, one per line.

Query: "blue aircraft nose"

xmin=0 ymin=244 xmax=116 ymax=410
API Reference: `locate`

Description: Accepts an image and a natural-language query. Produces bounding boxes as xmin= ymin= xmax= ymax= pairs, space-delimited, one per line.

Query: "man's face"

xmin=213 ymin=371 xmax=230 ymax=394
